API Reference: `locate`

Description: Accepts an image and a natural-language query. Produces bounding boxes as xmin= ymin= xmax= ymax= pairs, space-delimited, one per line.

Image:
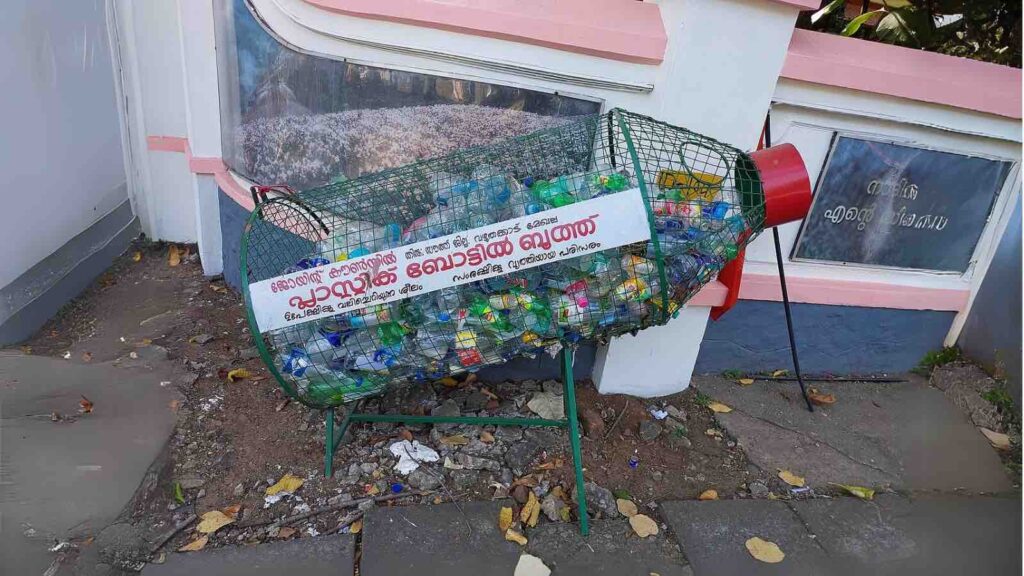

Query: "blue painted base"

xmin=220 ymin=190 xmax=247 ymax=291
xmin=695 ymin=300 xmax=955 ymax=374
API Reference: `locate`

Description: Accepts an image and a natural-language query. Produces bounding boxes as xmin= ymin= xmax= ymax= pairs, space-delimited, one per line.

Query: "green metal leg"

xmin=561 ymin=349 xmax=590 ymax=536
xmin=325 ymin=407 xmax=335 ymax=478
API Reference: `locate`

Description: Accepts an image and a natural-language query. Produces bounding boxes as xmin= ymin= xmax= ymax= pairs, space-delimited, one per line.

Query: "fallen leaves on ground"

xmin=534 ymin=458 xmax=563 ymax=471
xmin=197 ymin=510 xmax=235 ymax=534
xmin=173 ymin=483 xmax=185 ymax=504
xmin=440 ymin=434 xmax=469 ymax=446
xmin=266 ymin=473 xmax=304 ymax=496
xmin=514 ymin=553 xmax=551 ymax=576
xmin=505 ymin=529 xmax=528 ymax=545
xmin=707 ymin=401 xmax=732 ymax=413
xmin=829 ymin=483 xmax=875 ymax=500
xmin=178 ymin=536 xmax=208 ymax=552
xmin=498 ymin=506 xmax=513 ymax=532
xmin=277 ymin=527 xmax=297 ymax=539
xmin=778 ymin=469 xmax=805 ymax=487
xmin=520 ymin=492 xmax=540 ymax=528
xmin=738 ymin=378 xmax=755 ymax=386
xmin=399 ymin=428 xmax=414 ymax=442
xmin=629 ymin=514 xmax=659 ymax=537
xmin=979 ymin=427 xmax=1011 ymax=450
xmin=226 ymin=368 xmax=252 ymax=382
xmin=132 ymin=251 xmax=142 ymax=262
xmin=349 ymin=519 xmax=363 ymax=534
xmin=81 ymin=352 xmax=93 ymax=362
xmin=222 ymin=504 xmax=242 ymax=519
xmin=616 ymin=498 xmax=638 ymax=517
xmin=808 ymin=388 xmax=836 ymax=406
xmin=168 ymin=245 xmax=181 ymax=267
xmin=745 ymin=537 xmax=785 ymax=563
xmin=438 ymin=377 xmax=459 ymax=387
xmin=79 ymin=396 xmax=94 ymax=414
xmin=772 ymin=369 xmax=789 ymax=377
xmin=698 ymin=489 xmax=719 ymax=501
xmin=480 ymin=430 xmax=495 ymax=443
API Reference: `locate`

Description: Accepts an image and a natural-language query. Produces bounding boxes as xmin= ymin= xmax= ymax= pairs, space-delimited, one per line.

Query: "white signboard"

xmin=249 ymin=188 xmax=651 ymax=333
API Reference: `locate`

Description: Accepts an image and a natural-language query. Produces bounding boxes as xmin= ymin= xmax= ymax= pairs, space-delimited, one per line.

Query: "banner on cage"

xmin=248 ymin=188 xmax=651 ymax=333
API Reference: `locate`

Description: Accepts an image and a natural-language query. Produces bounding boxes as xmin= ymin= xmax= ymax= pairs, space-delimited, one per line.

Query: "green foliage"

xmin=694 ymin=391 xmax=712 ymax=407
xmin=173 ymin=482 xmax=185 ymax=504
xmin=799 ymin=0 xmax=1021 ymax=68
xmin=912 ymin=346 xmax=961 ymax=376
xmin=721 ymin=369 xmax=743 ymax=379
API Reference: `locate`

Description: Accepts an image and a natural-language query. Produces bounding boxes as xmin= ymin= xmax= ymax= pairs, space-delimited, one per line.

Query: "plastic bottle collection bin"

xmin=239 ymin=109 xmax=801 ymax=408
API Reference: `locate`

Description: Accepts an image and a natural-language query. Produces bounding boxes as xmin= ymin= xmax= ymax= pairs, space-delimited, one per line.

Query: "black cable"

xmin=764 ymin=111 xmax=814 ymax=412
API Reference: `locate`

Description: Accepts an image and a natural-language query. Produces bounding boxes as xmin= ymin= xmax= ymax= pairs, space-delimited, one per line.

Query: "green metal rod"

xmin=562 ymin=349 xmax=590 ymax=536
xmin=346 ymin=414 xmax=566 ymax=427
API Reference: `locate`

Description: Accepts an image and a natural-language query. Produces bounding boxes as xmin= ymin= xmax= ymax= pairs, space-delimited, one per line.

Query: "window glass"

xmin=215 ymin=0 xmax=601 ymax=190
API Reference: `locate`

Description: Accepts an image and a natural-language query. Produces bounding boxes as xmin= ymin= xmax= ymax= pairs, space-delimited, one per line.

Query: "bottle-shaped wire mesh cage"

xmin=241 ymin=109 xmax=770 ymax=409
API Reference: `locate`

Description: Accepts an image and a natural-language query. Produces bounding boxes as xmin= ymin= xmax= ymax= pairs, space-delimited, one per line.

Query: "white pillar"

xmin=594 ymin=0 xmax=802 ymax=396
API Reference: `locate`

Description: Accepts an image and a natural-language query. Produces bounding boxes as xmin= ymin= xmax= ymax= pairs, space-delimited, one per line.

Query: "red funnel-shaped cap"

xmin=750 ymin=143 xmax=812 ymax=228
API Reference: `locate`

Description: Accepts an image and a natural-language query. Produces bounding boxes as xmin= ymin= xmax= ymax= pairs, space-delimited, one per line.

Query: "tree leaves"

xmin=698 ymin=489 xmax=719 ymax=501
xmin=168 ymin=245 xmax=181 ymax=267
xmin=178 ymin=536 xmax=208 ymax=552
xmin=266 ymin=473 xmax=304 ymax=496
xmin=173 ymin=482 xmax=185 ymax=505
xmin=520 ymin=492 xmax=540 ymax=528
xmin=197 ymin=510 xmax=235 ymax=534
xmin=842 ymin=10 xmax=886 ymax=36
xmin=498 ymin=506 xmax=514 ymax=532
xmin=629 ymin=514 xmax=659 ymax=538
xmin=745 ymin=537 xmax=785 ymax=563
xmin=707 ymin=402 xmax=732 ymax=414
xmin=505 ymin=529 xmax=528 ymax=545
xmin=810 ymin=0 xmax=845 ymax=25
xmin=226 ymin=369 xmax=252 ymax=382
xmin=830 ymin=483 xmax=875 ymax=500
xmin=616 ymin=498 xmax=638 ymax=517
xmin=778 ymin=469 xmax=805 ymax=487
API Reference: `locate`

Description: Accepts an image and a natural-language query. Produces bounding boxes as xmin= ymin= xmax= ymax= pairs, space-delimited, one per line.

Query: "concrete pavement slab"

xmin=0 ymin=352 xmax=180 ymax=575
xmin=691 ymin=376 xmax=1011 ymax=493
xmin=143 ymin=534 xmax=355 ymax=576
xmin=526 ymin=518 xmax=690 ymax=576
xmin=661 ymin=499 xmax=831 ymax=575
xmin=794 ymin=494 xmax=1021 ymax=576
xmin=360 ymin=501 xmax=522 ymax=576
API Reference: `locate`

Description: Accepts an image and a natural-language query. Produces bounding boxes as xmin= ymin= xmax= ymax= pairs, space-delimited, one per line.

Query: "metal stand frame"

xmin=322 ymin=348 xmax=591 ymax=535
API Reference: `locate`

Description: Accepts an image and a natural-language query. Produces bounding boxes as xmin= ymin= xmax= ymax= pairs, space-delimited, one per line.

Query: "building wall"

xmin=959 ymin=195 xmax=1022 ymax=402
xmin=0 ymin=0 xmax=137 ymax=344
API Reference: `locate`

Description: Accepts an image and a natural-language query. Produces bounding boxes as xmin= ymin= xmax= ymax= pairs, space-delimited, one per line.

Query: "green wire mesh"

xmin=241 ymin=109 xmax=766 ymax=408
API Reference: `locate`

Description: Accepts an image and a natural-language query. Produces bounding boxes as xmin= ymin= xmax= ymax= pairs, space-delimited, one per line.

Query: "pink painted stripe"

xmin=214 ymin=171 xmax=254 ymax=211
xmin=301 ymin=0 xmax=667 ymax=64
xmin=771 ymin=0 xmax=820 ymax=9
xmin=690 ymin=281 xmax=728 ymax=307
xmin=146 ymin=135 xmax=188 ymax=153
xmin=189 ymin=156 xmax=228 ymax=174
xmin=738 ymin=272 xmax=970 ymax=312
xmin=782 ymin=29 xmax=1022 ymax=119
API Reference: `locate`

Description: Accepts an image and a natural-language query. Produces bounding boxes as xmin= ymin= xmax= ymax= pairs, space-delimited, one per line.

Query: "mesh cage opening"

xmin=241 ymin=109 xmax=766 ymax=408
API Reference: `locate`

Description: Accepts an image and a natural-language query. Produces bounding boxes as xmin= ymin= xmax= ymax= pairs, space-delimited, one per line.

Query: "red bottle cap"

xmin=750 ymin=143 xmax=812 ymax=228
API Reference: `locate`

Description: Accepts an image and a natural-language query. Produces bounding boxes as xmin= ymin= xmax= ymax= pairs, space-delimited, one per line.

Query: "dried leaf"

xmin=745 ymin=537 xmax=785 ymax=563
xmin=222 ymin=504 xmax=242 ymax=519
xmin=505 ymin=529 xmax=528 ymax=545
xmin=277 ymin=526 xmax=297 ymax=539
xmin=81 ymin=352 xmax=93 ymax=362
xmin=169 ymin=399 xmax=181 ymax=413
xmin=168 ymin=245 xmax=181 ymax=267
xmin=365 ymin=484 xmax=381 ymax=496
xmin=830 ymin=483 xmax=875 ymax=500
xmin=132 ymin=251 xmax=142 ymax=262
xmin=440 ymin=434 xmax=469 ymax=446
xmin=197 ymin=510 xmax=234 ymax=534
xmin=771 ymin=369 xmax=789 ymax=377
xmin=616 ymin=498 xmax=638 ymax=517
xmin=707 ymin=401 xmax=732 ymax=413
xmin=495 ymin=504 xmax=512 ymax=532
xmin=399 ymin=428 xmax=414 ymax=442
xmin=349 ymin=519 xmax=363 ymax=534
xmin=738 ymin=378 xmax=755 ymax=386
xmin=266 ymin=473 xmax=304 ymax=496
xmin=79 ymin=396 xmax=94 ymax=414
xmin=178 ymin=536 xmax=208 ymax=552
xmin=534 ymin=458 xmax=563 ymax=471
xmin=226 ymin=368 xmax=252 ymax=382
xmin=173 ymin=483 xmax=185 ymax=504
xmin=628 ymin=514 xmax=659 ymax=538
xmin=778 ymin=469 xmax=805 ymax=487
xmin=520 ymin=492 xmax=540 ymax=527
xmin=808 ymin=389 xmax=836 ymax=406
xmin=512 ymin=474 xmax=538 ymax=488
xmin=558 ymin=506 xmax=571 ymax=522
xmin=698 ymin=489 xmax=719 ymax=501
xmin=980 ymin=427 xmax=1011 ymax=450
xmin=479 ymin=431 xmax=495 ymax=444
xmin=438 ymin=377 xmax=459 ymax=387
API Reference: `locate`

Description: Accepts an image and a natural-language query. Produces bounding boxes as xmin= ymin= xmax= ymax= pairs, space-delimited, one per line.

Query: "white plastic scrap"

xmin=648 ymin=406 xmax=668 ymax=420
xmin=389 ymin=440 xmax=440 ymax=475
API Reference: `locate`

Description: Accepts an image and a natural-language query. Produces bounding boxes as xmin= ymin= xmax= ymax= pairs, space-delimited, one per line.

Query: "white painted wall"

xmin=0 ymin=0 xmax=129 ymax=289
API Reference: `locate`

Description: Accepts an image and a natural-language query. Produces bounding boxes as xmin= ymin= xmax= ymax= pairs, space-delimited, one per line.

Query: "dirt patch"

xmin=19 ymin=242 xmax=755 ymax=553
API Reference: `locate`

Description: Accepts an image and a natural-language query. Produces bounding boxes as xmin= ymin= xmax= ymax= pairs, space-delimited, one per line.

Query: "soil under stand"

xmin=21 ymin=241 xmax=768 ymax=558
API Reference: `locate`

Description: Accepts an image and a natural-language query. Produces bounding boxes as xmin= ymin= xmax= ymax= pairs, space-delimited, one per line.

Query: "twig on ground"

xmin=332 ymin=511 xmax=363 ymax=534
xmin=237 ymin=490 xmax=431 ymax=529
xmin=150 ymin=514 xmax=198 ymax=553
xmin=604 ymin=399 xmax=629 ymax=439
